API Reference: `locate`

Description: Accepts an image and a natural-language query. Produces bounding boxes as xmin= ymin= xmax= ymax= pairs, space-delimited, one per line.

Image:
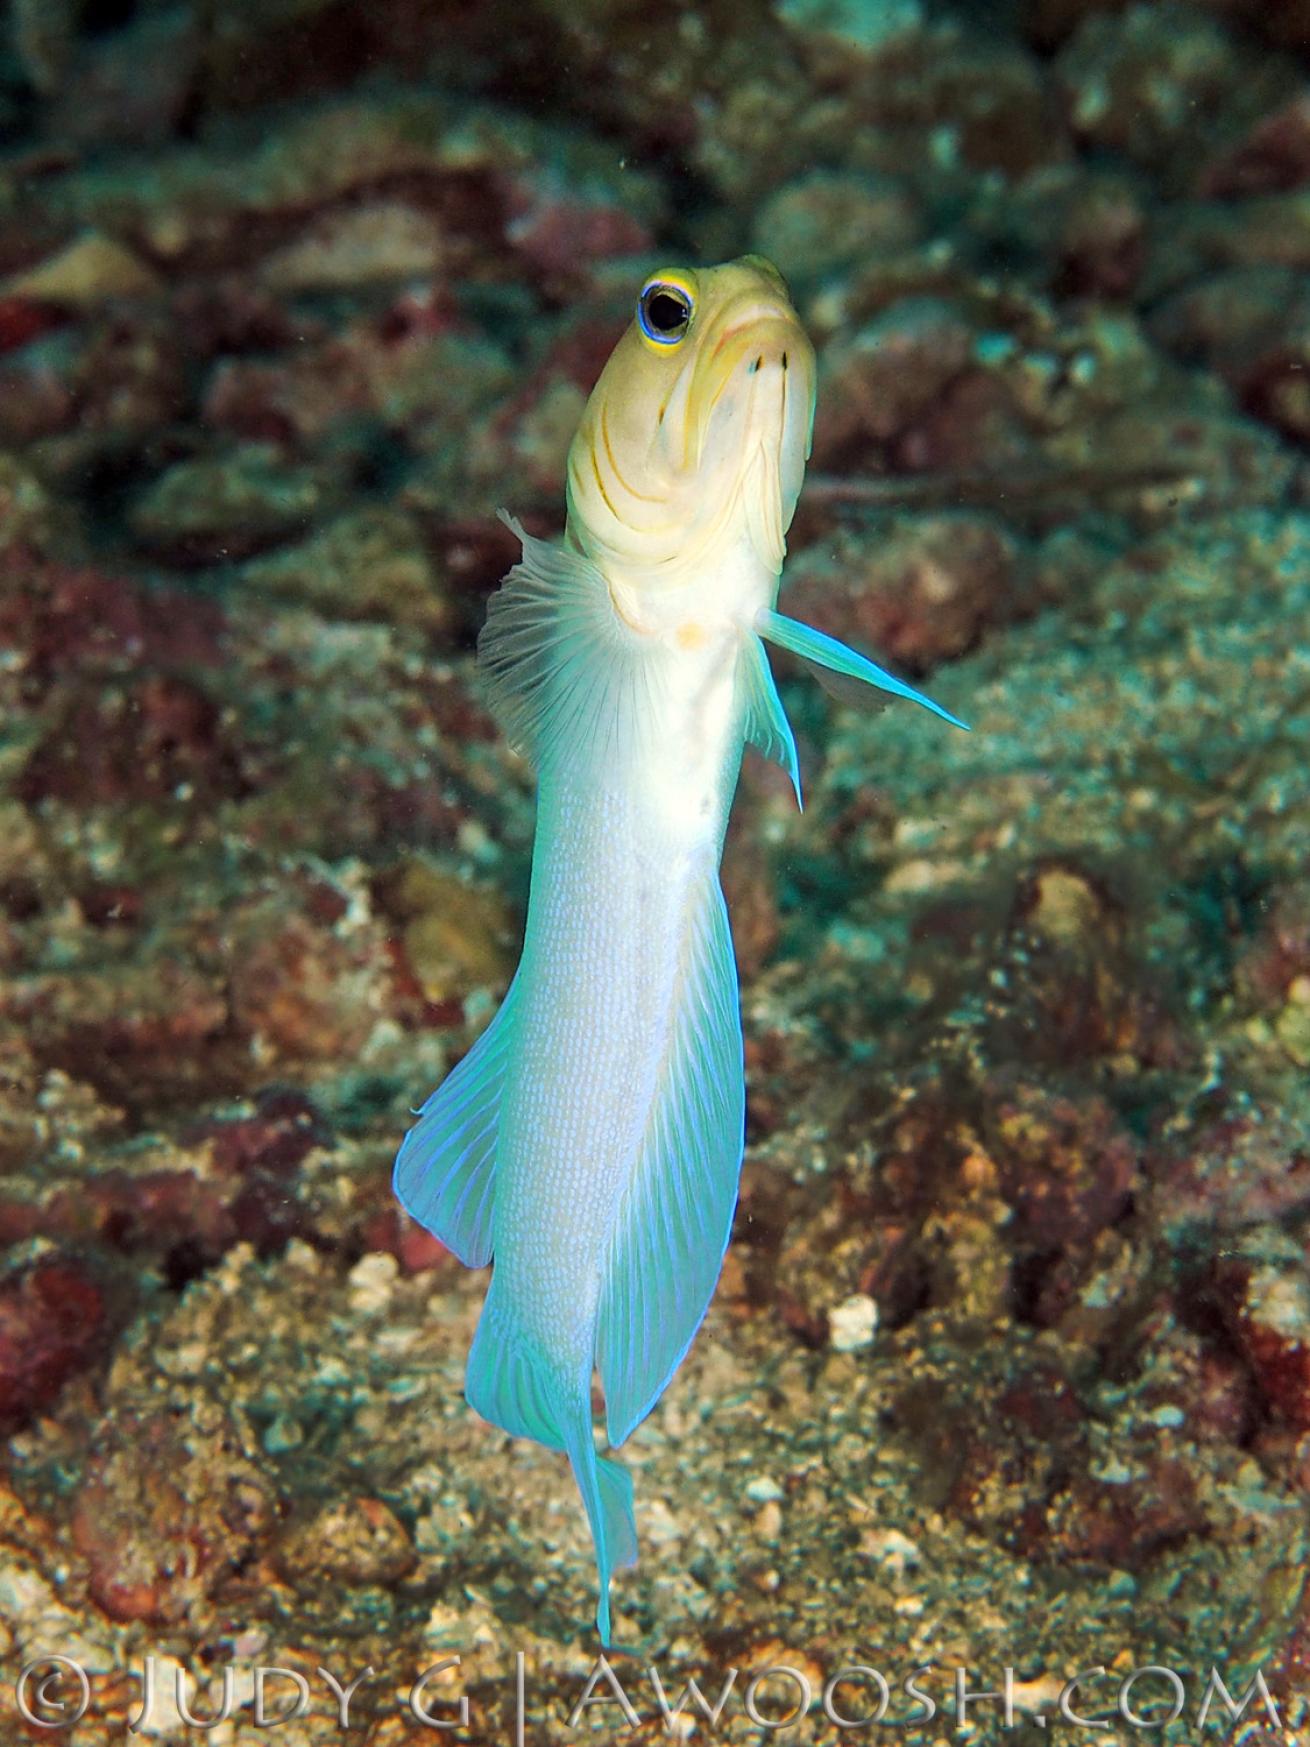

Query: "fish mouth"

xmin=682 ymin=309 xmax=806 ymax=464
xmin=683 ymin=302 xmax=815 ymax=565
xmin=700 ymin=307 xmax=803 ymax=407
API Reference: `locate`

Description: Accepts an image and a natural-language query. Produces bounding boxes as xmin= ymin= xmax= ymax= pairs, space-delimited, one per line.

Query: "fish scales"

xmin=498 ymin=787 xmax=717 ymax=1344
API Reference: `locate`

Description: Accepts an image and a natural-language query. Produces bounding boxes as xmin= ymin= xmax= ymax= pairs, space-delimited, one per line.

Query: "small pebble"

xmin=829 ymin=1293 xmax=879 ymax=1352
xmin=348 ymin=1251 xmax=400 ymax=1314
xmin=745 ymin=1474 xmax=785 ymax=1504
xmin=262 ymin=1412 xmax=304 ymax=1453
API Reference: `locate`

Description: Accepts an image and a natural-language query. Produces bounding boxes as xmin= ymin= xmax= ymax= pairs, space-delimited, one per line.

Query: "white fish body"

xmin=394 ymin=258 xmax=965 ymax=1642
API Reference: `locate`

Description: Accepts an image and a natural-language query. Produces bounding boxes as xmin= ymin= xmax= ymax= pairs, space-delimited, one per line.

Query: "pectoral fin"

xmin=757 ymin=607 xmax=969 ymax=730
xmin=740 ymin=633 xmax=802 ymax=808
xmin=480 ymin=513 xmax=654 ymax=770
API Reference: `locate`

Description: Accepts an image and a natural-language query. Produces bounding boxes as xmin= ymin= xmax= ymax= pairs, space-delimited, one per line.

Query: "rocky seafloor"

xmin=0 ymin=0 xmax=1309 ymax=1739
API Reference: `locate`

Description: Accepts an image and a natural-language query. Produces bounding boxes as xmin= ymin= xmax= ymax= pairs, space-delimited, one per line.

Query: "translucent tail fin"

xmin=466 ymin=1286 xmax=636 ymax=1644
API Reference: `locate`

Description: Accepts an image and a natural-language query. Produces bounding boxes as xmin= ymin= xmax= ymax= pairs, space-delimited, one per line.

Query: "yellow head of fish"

xmin=565 ymin=256 xmax=816 ymax=586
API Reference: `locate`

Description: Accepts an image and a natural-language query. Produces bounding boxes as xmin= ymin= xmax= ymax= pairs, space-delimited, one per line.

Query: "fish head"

xmin=565 ymin=255 xmax=816 ymax=584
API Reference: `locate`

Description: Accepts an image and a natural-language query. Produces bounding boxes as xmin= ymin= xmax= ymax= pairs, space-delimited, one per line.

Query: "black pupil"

xmin=645 ymin=289 xmax=689 ymax=334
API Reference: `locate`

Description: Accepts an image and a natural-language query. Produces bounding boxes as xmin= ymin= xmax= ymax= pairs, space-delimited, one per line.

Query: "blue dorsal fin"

xmin=596 ymin=876 xmax=745 ymax=1449
xmin=757 ymin=607 xmax=969 ymax=730
xmin=740 ymin=633 xmax=802 ymax=809
xmin=392 ymin=977 xmax=518 ymax=1267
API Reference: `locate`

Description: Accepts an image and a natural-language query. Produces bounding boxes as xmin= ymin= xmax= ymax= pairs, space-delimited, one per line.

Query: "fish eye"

xmin=638 ymin=280 xmax=693 ymax=345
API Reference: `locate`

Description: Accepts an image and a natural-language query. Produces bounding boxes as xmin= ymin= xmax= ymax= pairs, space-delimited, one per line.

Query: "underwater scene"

xmin=0 ymin=0 xmax=1308 ymax=1739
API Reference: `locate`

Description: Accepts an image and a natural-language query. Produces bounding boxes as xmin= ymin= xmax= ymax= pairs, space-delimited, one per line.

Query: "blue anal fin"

xmin=466 ymin=1286 xmax=637 ymax=1646
xmin=757 ymin=606 xmax=970 ymax=730
xmin=392 ymin=977 xmax=517 ymax=1268
xmin=596 ymin=877 xmax=745 ymax=1451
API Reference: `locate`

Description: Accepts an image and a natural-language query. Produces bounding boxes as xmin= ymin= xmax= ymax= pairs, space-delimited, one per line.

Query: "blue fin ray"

xmin=466 ymin=1287 xmax=637 ymax=1645
xmin=466 ymin=1283 xmax=563 ymax=1446
xmin=479 ymin=515 xmax=662 ymax=771
xmin=596 ymin=876 xmax=745 ymax=1451
xmin=392 ymin=977 xmax=518 ymax=1268
xmin=740 ymin=633 xmax=802 ymax=808
xmin=757 ymin=606 xmax=969 ymax=730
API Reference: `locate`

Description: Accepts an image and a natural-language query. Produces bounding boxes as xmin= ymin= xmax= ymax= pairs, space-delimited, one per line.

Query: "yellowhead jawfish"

xmin=395 ymin=257 xmax=966 ymax=1642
